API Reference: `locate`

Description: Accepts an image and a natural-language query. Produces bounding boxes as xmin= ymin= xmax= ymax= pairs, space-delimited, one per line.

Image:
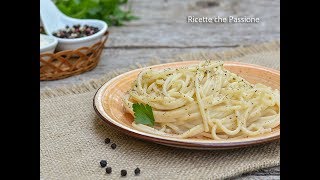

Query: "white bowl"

xmin=54 ymin=21 xmax=108 ymax=51
xmin=40 ymin=0 xmax=108 ymax=51
xmin=40 ymin=34 xmax=58 ymax=54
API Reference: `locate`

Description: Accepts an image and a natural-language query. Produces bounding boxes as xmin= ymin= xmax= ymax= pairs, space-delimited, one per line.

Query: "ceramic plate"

xmin=93 ymin=61 xmax=280 ymax=150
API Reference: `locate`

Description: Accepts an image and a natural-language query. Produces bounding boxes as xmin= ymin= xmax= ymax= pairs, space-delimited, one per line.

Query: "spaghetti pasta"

xmin=123 ymin=61 xmax=280 ymax=140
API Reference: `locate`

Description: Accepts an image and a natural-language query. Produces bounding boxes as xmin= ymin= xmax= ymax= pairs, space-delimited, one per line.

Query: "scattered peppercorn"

xmin=111 ymin=143 xmax=117 ymax=149
xmin=134 ymin=168 xmax=140 ymax=175
xmin=100 ymin=160 xmax=107 ymax=167
xmin=106 ymin=167 xmax=112 ymax=174
xmin=105 ymin=138 xmax=111 ymax=144
xmin=121 ymin=170 xmax=127 ymax=176
xmin=52 ymin=24 xmax=100 ymax=39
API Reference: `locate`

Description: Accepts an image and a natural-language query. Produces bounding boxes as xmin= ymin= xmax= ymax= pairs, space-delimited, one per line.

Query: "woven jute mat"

xmin=40 ymin=41 xmax=280 ymax=180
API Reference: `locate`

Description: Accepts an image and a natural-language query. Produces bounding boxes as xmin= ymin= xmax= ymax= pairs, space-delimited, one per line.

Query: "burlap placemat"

xmin=40 ymin=41 xmax=280 ymax=180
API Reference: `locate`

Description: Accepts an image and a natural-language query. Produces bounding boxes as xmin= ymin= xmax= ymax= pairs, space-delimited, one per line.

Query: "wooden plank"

xmin=123 ymin=0 xmax=280 ymax=25
xmin=107 ymin=23 xmax=279 ymax=47
xmin=106 ymin=0 xmax=279 ymax=47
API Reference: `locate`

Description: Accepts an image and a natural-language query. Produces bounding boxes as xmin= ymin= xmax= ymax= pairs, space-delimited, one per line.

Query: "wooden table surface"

xmin=40 ymin=0 xmax=280 ymax=179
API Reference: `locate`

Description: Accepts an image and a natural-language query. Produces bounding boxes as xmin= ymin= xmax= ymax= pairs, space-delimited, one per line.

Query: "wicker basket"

xmin=40 ymin=31 xmax=109 ymax=80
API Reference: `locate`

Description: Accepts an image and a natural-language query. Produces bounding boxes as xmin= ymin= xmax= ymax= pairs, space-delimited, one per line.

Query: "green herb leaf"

xmin=132 ymin=103 xmax=155 ymax=127
xmin=53 ymin=0 xmax=138 ymax=26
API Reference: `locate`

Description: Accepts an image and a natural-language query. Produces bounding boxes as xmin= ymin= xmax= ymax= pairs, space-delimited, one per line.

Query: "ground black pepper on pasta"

xmin=124 ymin=61 xmax=280 ymax=140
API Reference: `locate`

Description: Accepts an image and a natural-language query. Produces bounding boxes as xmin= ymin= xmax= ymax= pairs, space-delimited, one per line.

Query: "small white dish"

xmin=40 ymin=0 xmax=108 ymax=51
xmin=40 ymin=34 xmax=58 ymax=54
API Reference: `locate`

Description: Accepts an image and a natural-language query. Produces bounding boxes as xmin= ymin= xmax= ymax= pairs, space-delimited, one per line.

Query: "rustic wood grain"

xmin=106 ymin=0 xmax=279 ymax=47
xmin=40 ymin=0 xmax=280 ymax=178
